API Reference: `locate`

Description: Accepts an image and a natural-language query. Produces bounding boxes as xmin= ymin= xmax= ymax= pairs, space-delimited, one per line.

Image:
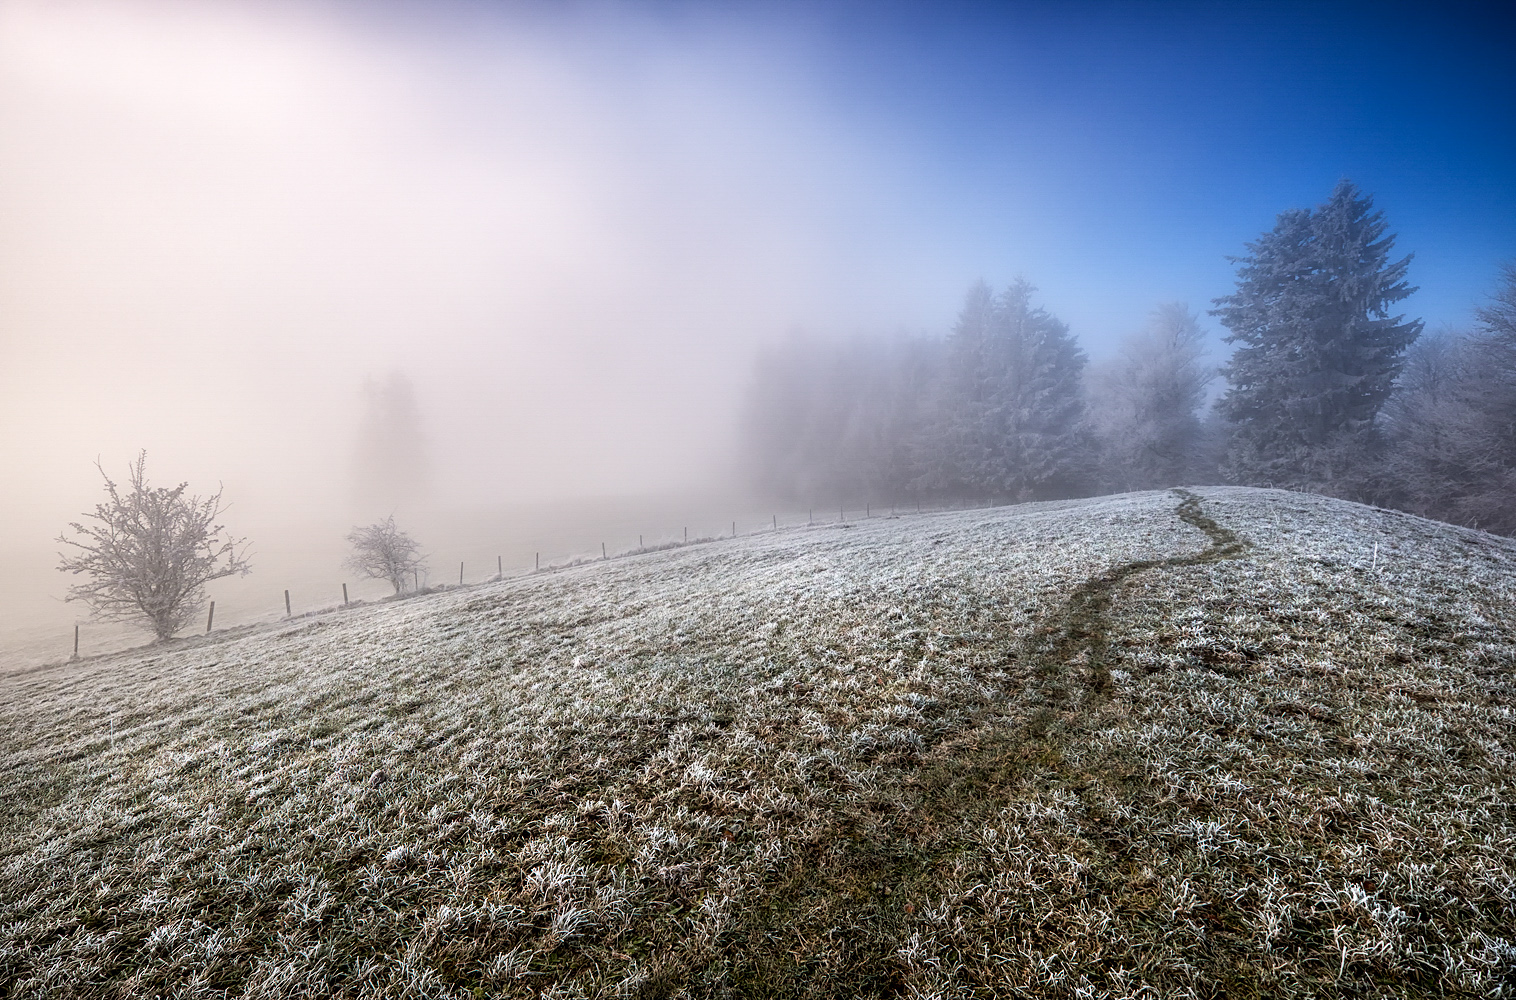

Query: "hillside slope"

xmin=2 ymin=487 xmax=1514 ymax=998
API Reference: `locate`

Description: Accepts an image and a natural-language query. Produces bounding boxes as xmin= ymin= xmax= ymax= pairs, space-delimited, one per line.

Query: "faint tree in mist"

xmin=1213 ymin=180 xmax=1421 ymax=495
xmin=930 ymin=280 xmax=1088 ymax=500
xmin=57 ymin=452 xmax=251 ymax=641
xmin=346 ymin=517 xmax=426 ymax=595
xmin=738 ymin=333 xmax=934 ymax=503
xmin=1086 ymin=303 xmax=1213 ymax=492
xmin=738 ymin=280 xmax=1090 ymax=506
xmin=1384 ymin=264 xmax=1516 ymax=534
xmin=353 ymin=372 xmax=429 ymax=509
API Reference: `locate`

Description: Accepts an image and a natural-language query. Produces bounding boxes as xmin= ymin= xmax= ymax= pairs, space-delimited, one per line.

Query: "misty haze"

xmin=3 ymin=2 xmax=1514 ymax=996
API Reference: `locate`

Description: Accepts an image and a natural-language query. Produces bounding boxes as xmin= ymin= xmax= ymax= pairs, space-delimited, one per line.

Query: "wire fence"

xmin=56 ymin=498 xmax=1016 ymax=663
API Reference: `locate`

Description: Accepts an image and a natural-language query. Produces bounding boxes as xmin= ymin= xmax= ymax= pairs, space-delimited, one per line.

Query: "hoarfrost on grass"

xmin=2 ymin=487 xmax=1514 ymax=996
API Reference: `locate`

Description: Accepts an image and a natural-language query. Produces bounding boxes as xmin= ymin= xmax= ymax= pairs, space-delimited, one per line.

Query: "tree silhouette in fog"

xmin=353 ymin=372 xmax=429 ymax=510
xmin=738 ymin=281 xmax=1089 ymax=505
xmin=1384 ymin=264 xmax=1516 ymax=533
xmin=931 ymin=280 xmax=1088 ymax=501
xmin=1086 ymin=303 xmax=1213 ymax=493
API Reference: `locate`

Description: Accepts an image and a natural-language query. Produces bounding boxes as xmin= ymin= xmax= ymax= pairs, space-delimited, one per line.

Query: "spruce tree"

xmin=935 ymin=279 xmax=1088 ymax=500
xmin=1087 ymin=303 xmax=1213 ymax=492
xmin=1212 ymin=180 xmax=1422 ymax=490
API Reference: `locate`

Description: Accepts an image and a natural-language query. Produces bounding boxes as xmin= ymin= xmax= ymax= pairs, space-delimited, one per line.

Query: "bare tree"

xmin=346 ymin=517 xmax=425 ymax=594
xmin=57 ymin=452 xmax=252 ymax=641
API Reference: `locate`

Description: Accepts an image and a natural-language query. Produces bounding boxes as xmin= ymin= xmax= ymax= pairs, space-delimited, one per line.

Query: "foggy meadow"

xmin=3 ymin=2 xmax=1515 ymax=997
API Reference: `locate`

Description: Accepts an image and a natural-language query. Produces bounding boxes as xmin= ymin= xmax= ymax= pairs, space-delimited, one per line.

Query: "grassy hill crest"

xmin=3 ymin=487 xmax=1513 ymax=998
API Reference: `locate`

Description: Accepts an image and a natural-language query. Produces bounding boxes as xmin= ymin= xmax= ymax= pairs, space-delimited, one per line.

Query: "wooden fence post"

xmin=535 ymin=552 xmax=540 ymax=572
xmin=459 ymin=561 xmax=464 ymax=585
xmin=343 ymin=583 xmax=349 ymax=605
xmin=773 ymin=514 xmax=777 ymax=530
xmin=732 ymin=520 xmax=736 ymax=538
xmin=73 ymin=624 xmax=79 ymax=660
xmin=206 ymin=601 xmax=215 ymax=633
xmin=284 ymin=590 xmax=291 ymax=616
xmin=498 ymin=555 xmax=502 ymax=577
xmin=602 ymin=542 xmax=607 ymax=559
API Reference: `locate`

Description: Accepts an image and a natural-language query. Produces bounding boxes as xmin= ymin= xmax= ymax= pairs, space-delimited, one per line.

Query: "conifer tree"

xmin=1384 ymin=264 xmax=1516 ymax=533
xmin=1212 ymin=180 xmax=1421 ymax=490
xmin=936 ymin=279 xmax=1088 ymax=499
xmin=1087 ymin=303 xmax=1213 ymax=491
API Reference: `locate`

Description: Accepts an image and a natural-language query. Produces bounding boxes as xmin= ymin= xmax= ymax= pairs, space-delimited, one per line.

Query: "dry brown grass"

xmin=2 ymin=487 xmax=1513 ymax=998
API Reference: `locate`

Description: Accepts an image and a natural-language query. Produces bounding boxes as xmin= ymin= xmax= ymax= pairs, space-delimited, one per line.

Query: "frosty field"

xmin=2 ymin=487 xmax=1514 ymax=998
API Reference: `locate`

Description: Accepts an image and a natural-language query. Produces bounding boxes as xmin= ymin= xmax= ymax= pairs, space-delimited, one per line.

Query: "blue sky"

xmin=791 ymin=0 xmax=1514 ymax=341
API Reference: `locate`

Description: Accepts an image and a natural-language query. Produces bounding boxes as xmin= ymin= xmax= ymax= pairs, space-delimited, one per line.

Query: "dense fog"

xmin=1 ymin=1 xmax=1511 ymax=662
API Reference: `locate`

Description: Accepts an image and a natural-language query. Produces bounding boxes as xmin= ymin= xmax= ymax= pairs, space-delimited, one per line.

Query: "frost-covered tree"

xmin=346 ymin=516 xmax=426 ymax=594
xmin=57 ymin=452 xmax=252 ymax=641
xmin=737 ymin=280 xmax=1089 ymax=505
xmin=932 ymin=280 xmax=1088 ymax=500
xmin=1384 ymin=264 xmax=1516 ymax=533
xmin=1087 ymin=303 xmax=1213 ymax=492
xmin=1212 ymin=180 xmax=1422 ymax=491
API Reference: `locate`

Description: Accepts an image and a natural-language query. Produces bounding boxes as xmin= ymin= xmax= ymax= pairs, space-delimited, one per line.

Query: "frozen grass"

xmin=2 ymin=487 xmax=1513 ymax=998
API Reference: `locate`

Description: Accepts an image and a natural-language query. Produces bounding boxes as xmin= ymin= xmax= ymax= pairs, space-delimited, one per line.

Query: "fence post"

xmin=343 ymin=583 xmax=349 ymax=605
xmin=459 ymin=561 xmax=464 ymax=585
xmin=206 ymin=601 xmax=215 ymax=634
xmin=414 ymin=568 xmax=419 ymax=591
xmin=535 ymin=552 xmax=540 ymax=572
xmin=684 ymin=526 xmax=688 ymax=543
xmin=602 ymin=542 xmax=607 ymax=559
xmin=639 ymin=534 xmax=643 ymax=549
xmin=732 ymin=520 xmax=736 ymax=538
xmin=773 ymin=514 xmax=777 ymax=531
xmin=498 ymin=555 xmax=502 ymax=577
xmin=73 ymin=624 xmax=79 ymax=660
xmin=284 ymin=590 xmax=291 ymax=616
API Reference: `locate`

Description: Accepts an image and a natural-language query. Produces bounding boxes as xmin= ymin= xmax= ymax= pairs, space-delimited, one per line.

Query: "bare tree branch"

xmin=57 ymin=452 xmax=252 ymax=641
xmin=345 ymin=517 xmax=425 ymax=595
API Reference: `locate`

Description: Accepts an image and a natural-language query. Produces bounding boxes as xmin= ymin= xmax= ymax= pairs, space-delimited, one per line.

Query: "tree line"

xmin=740 ymin=180 xmax=1516 ymax=536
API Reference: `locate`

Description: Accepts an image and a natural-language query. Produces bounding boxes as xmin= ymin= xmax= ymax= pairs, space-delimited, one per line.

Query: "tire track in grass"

xmin=1026 ymin=487 xmax=1249 ymax=701
xmin=714 ymin=490 xmax=1252 ymax=996
xmin=845 ymin=489 xmax=1260 ymax=994
xmin=911 ymin=487 xmax=1251 ymax=819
